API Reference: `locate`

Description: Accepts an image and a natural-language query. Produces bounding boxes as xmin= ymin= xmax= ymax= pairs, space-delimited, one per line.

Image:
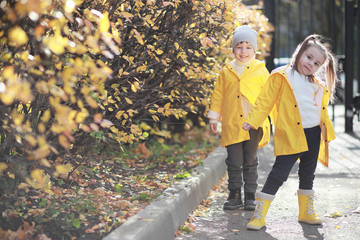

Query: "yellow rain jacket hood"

xmin=245 ymin=66 xmax=335 ymax=167
xmin=209 ymin=59 xmax=271 ymax=148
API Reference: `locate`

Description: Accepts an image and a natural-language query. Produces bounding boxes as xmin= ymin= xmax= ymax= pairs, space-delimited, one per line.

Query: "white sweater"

xmin=285 ymin=67 xmax=321 ymax=128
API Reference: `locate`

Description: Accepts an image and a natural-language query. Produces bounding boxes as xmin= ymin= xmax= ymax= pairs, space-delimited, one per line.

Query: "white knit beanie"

xmin=231 ymin=25 xmax=257 ymax=50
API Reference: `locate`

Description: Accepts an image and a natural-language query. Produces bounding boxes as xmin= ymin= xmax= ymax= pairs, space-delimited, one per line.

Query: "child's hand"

xmin=242 ymin=122 xmax=253 ymax=131
xmin=210 ymin=123 xmax=217 ymax=133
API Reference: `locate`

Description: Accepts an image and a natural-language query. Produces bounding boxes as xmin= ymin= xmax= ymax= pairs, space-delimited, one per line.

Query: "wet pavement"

xmin=175 ymin=105 xmax=360 ymax=240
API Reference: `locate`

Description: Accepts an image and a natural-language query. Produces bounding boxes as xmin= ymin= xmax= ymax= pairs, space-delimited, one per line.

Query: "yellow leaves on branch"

xmin=8 ymin=26 xmax=28 ymax=46
xmin=99 ymin=11 xmax=110 ymax=33
xmin=14 ymin=0 xmax=53 ymax=16
xmin=146 ymin=101 xmax=185 ymax=124
xmin=2 ymin=66 xmax=16 ymax=81
xmin=148 ymin=109 xmax=157 ymax=115
xmin=120 ymin=11 xmax=134 ymax=22
xmin=140 ymin=122 xmax=152 ymax=131
xmin=43 ymin=29 xmax=69 ymax=55
xmin=130 ymin=28 xmax=145 ymax=45
xmin=86 ymin=96 xmax=98 ymax=108
xmin=58 ymin=134 xmax=70 ymax=149
xmin=1 ymin=66 xmax=34 ymax=105
xmin=80 ymin=87 xmax=99 ymax=109
xmin=125 ymin=97 xmax=133 ymax=105
xmin=174 ymin=42 xmax=180 ymax=50
xmin=155 ymin=49 xmax=164 ymax=55
xmin=10 ymin=109 xmax=25 ymax=126
xmin=200 ymin=37 xmax=215 ymax=48
xmin=29 ymin=145 xmax=51 ymax=160
xmin=41 ymin=109 xmax=51 ymax=123
xmin=54 ymin=163 xmax=72 ymax=178
xmin=24 ymin=169 xmax=52 ymax=194
xmin=123 ymin=55 xmax=134 ymax=65
xmin=131 ymin=81 xmax=141 ymax=92
xmin=143 ymin=14 xmax=155 ymax=27
xmin=25 ymin=135 xmax=37 ymax=147
xmin=20 ymin=158 xmax=72 ymax=194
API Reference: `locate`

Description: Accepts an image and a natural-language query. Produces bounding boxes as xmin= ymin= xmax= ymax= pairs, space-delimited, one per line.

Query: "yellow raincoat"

xmin=245 ymin=66 xmax=335 ymax=167
xmin=208 ymin=59 xmax=271 ymax=148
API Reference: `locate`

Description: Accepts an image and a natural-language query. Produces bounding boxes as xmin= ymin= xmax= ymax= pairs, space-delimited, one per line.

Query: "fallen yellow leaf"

xmin=330 ymin=211 xmax=343 ymax=218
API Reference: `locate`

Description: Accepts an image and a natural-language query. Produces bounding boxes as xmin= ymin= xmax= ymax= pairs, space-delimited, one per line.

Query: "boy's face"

xmin=297 ymin=46 xmax=326 ymax=76
xmin=233 ymin=41 xmax=255 ymax=62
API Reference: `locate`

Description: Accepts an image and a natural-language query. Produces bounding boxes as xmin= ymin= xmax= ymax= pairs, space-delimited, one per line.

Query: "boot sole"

xmin=246 ymin=224 xmax=265 ymax=230
xmin=298 ymin=219 xmax=322 ymax=225
xmin=244 ymin=205 xmax=255 ymax=211
xmin=223 ymin=205 xmax=243 ymax=210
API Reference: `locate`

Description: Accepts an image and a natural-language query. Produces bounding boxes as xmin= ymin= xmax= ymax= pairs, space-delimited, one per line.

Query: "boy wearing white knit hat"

xmin=207 ymin=25 xmax=272 ymax=211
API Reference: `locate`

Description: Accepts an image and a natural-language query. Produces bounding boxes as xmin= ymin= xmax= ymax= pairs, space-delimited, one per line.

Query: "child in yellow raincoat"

xmin=208 ymin=25 xmax=271 ymax=211
xmin=243 ymin=34 xmax=337 ymax=230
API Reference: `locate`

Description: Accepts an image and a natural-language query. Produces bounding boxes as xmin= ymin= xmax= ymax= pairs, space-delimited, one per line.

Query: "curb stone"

xmin=103 ymin=146 xmax=227 ymax=240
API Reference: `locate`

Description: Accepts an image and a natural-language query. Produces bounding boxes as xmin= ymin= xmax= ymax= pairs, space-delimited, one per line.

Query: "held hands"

xmin=242 ymin=122 xmax=253 ymax=131
xmin=210 ymin=122 xmax=253 ymax=133
xmin=210 ymin=122 xmax=218 ymax=133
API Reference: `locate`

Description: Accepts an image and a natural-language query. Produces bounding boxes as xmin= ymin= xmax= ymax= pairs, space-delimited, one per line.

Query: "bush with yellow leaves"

xmin=0 ymin=0 xmax=272 ymax=194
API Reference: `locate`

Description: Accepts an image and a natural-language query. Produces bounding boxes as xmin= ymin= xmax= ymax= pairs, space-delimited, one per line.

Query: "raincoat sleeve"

xmin=208 ymin=70 xmax=225 ymax=121
xmin=246 ymin=73 xmax=282 ymax=129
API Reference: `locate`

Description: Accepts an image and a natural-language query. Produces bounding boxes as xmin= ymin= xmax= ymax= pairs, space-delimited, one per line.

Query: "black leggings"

xmin=262 ymin=126 xmax=321 ymax=195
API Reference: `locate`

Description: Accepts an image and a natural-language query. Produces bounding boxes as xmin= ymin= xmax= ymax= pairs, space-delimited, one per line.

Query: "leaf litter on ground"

xmin=0 ymin=128 xmax=220 ymax=240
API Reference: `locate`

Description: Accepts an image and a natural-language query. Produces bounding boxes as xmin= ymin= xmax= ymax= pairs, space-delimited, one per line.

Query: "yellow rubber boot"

xmin=246 ymin=191 xmax=275 ymax=230
xmin=297 ymin=189 xmax=322 ymax=224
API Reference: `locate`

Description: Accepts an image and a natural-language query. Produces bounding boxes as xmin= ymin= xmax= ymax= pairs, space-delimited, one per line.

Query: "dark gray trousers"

xmin=225 ymin=128 xmax=263 ymax=193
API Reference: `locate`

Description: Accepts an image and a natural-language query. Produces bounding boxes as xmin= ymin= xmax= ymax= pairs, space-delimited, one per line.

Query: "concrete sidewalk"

xmin=174 ymin=104 xmax=360 ymax=240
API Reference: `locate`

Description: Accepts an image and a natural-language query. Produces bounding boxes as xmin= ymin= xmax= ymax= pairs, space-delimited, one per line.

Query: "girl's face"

xmin=233 ymin=41 xmax=255 ymax=62
xmin=297 ymin=46 xmax=326 ymax=76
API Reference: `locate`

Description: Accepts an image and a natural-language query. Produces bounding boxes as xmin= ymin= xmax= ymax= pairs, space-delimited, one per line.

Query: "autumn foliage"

xmin=0 ymin=0 xmax=272 ymax=195
xmin=0 ymin=0 xmax=273 ymax=238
